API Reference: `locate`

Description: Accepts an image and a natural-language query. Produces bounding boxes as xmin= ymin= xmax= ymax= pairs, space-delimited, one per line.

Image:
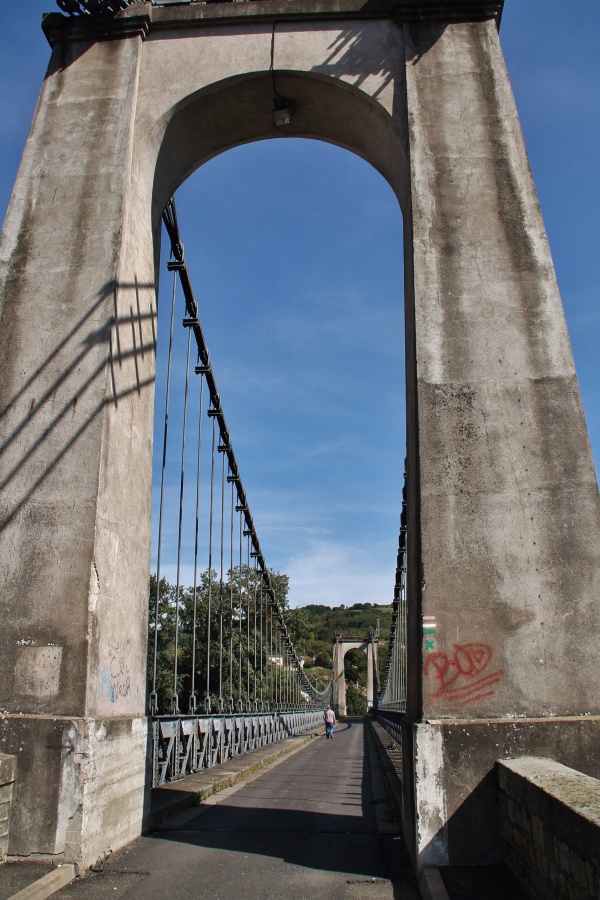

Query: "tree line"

xmin=148 ymin=567 xmax=392 ymax=716
xmin=148 ymin=564 xmax=311 ymax=714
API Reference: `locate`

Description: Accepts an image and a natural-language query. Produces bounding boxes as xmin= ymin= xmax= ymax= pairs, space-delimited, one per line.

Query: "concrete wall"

xmin=407 ymin=16 xmax=599 ymax=723
xmin=407 ymin=715 xmax=600 ymax=870
xmin=0 ymin=754 xmax=16 ymax=863
xmin=402 ymin=15 xmax=600 ymax=869
xmin=0 ymin=16 xmax=155 ymax=869
xmin=498 ymin=757 xmax=600 ymax=899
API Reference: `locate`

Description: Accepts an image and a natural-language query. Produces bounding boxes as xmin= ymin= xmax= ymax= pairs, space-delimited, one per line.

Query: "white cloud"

xmin=284 ymin=538 xmax=394 ymax=608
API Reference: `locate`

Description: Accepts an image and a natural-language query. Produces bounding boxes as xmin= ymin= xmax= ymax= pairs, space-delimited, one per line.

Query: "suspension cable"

xmin=237 ymin=509 xmax=243 ymax=710
xmin=246 ymin=531 xmax=251 ymax=710
xmin=217 ymin=444 xmax=226 ymax=714
xmin=172 ymin=325 xmax=192 ymax=714
xmin=161 ymin=197 xmax=331 ymax=707
xmin=189 ymin=373 xmax=204 ymax=714
xmin=205 ymin=415 xmax=217 ymax=713
xmin=228 ymin=476 xmax=235 ymax=713
xmin=377 ymin=467 xmax=408 ymax=710
xmin=150 ymin=265 xmax=177 ymax=716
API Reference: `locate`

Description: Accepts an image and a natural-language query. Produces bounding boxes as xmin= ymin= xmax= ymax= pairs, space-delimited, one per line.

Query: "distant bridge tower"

xmin=332 ymin=630 xmax=379 ymax=717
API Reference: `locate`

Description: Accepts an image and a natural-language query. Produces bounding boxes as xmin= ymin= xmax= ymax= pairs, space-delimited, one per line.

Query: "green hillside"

xmin=288 ymin=602 xmax=393 ymax=660
xmin=288 ymin=602 xmax=393 ymax=715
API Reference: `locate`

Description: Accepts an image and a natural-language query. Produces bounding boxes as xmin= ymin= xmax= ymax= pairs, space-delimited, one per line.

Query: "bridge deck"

xmin=52 ymin=719 xmax=419 ymax=899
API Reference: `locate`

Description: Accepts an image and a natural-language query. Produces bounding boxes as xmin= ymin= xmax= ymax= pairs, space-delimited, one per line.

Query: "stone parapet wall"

xmin=0 ymin=754 xmax=16 ymax=863
xmin=498 ymin=756 xmax=600 ymax=899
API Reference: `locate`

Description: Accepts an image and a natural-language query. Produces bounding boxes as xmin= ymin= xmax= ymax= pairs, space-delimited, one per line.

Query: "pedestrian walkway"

xmin=150 ymin=727 xmax=320 ymax=828
xmin=0 ymin=862 xmax=57 ymax=900
xmin=52 ymin=719 xmax=420 ymax=899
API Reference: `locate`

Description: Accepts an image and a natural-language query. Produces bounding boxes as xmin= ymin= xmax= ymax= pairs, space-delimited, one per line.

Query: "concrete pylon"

xmin=332 ymin=634 xmax=378 ymax=717
xmin=0 ymin=0 xmax=598 ymax=873
xmin=401 ymin=16 xmax=600 ymax=871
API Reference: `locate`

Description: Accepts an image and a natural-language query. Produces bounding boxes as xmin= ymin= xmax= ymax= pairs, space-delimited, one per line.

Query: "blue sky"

xmin=1 ymin=2 xmax=598 ymax=608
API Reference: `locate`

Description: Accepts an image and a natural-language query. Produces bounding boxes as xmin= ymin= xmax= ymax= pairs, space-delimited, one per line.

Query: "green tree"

xmin=344 ymin=647 xmax=367 ymax=686
xmin=345 ymin=682 xmax=367 ymax=716
xmin=148 ymin=565 xmax=297 ymax=714
xmin=148 ymin=574 xmax=184 ymax=711
xmin=314 ymin=650 xmax=332 ymax=668
xmin=286 ymin=607 xmax=311 ymax=649
xmin=148 ymin=572 xmax=394 ymax=714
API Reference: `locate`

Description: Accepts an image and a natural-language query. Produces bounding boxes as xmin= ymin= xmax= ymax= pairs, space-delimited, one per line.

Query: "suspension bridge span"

xmin=0 ymin=0 xmax=599 ymax=888
xmin=150 ymin=197 xmax=408 ymax=787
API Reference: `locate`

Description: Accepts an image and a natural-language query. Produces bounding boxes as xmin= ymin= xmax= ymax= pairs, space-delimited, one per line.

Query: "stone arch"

xmin=333 ymin=637 xmax=379 ymax=717
xmin=114 ymin=16 xmax=412 ymax=311
xmin=151 ymin=70 xmax=410 ymax=228
xmin=141 ymin=66 xmax=410 ymax=330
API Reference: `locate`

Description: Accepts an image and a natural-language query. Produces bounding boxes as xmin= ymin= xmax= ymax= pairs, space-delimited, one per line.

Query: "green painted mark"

xmin=425 ymin=639 xmax=435 ymax=651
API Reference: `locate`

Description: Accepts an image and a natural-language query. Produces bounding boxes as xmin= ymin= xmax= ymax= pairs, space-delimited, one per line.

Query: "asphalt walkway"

xmin=51 ymin=719 xmax=420 ymax=900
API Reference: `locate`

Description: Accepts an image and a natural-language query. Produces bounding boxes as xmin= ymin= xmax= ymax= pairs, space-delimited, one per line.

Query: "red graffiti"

xmin=424 ymin=643 xmax=503 ymax=706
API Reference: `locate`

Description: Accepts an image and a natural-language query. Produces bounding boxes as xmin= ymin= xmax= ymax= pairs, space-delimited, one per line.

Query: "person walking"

xmin=323 ymin=705 xmax=336 ymax=739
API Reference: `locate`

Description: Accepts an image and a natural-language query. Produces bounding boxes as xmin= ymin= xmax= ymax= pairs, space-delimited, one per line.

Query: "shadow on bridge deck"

xmin=149 ymin=724 xmax=322 ymax=828
xmin=146 ymin=718 xmax=417 ymax=892
xmin=51 ymin=718 xmax=420 ymax=899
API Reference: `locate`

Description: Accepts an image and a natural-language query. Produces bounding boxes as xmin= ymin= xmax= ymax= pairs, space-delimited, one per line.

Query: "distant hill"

xmin=289 ymin=602 xmax=393 ymax=661
xmin=290 ymin=603 xmax=393 ymax=706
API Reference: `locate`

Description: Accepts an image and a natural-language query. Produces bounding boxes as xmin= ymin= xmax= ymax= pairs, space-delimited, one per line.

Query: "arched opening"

xmin=148 ymin=136 xmax=406 ymax=719
xmin=144 ymin=62 xmax=411 ymax=730
xmin=150 ymin=71 xmax=410 ymax=228
xmin=344 ymin=648 xmax=368 ymax=715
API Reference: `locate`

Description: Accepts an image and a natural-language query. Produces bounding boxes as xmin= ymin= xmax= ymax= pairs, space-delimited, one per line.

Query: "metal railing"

xmin=152 ymin=709 xmax=323 ymax=787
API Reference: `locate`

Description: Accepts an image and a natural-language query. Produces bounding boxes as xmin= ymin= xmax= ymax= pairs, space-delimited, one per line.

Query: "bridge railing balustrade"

xmin=152 ymin=709 xmax=325 ymax=787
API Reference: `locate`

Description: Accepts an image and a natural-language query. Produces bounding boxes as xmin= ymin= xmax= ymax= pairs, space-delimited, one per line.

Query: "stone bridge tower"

xmin=0 ymin=0 xmax=598 ymax=874
xmin=332 ymin=631 xmax=379 ymax=716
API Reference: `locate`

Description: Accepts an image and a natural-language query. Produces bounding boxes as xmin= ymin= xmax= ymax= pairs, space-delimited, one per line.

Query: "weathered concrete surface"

xmin=332 ymin=639 xmax=376 ymax=716
xmin=498 ymin=757 xmax=600 ymax=899
xmin=6 ymin=865 xmax=76 ymax=900
xmin=0 ymin=754 xmax=16 ymax=863
xmin=0 ymin=863 xmax=55 ymax=900
xmin=407 ymin=17 xmax=599 ymax=721
xmin=0 ymin=717 xmax=148 ymax=868
xmin=0 ymin=0 xmax=597 ymax=874
xmin=373 ymin=717 xmax=529 ymax=899
xmin=407 ymin=716 xmax=600 ymax=869
xmin=0 ymin=14 xmax=153 ymax=870
xmin=402 ymin=16 xmax=600 ymax=870
xmin=419 ymin=867 xmax=450 ymax=900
